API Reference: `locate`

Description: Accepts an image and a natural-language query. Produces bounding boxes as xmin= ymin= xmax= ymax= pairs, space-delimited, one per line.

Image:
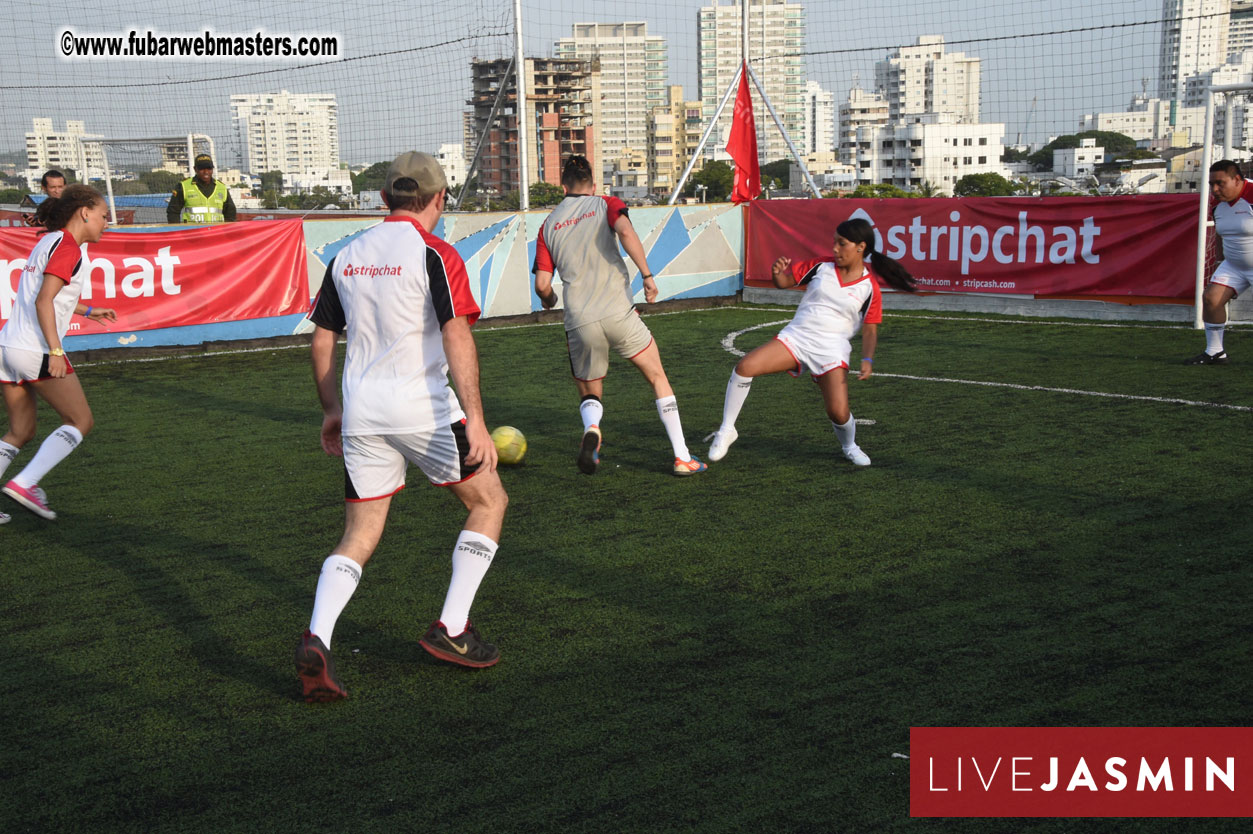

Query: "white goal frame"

xmin=1197 ymin=83 xmax=1253 ymax=328
xmin=75 ymin=134 xmax=215 ymax=224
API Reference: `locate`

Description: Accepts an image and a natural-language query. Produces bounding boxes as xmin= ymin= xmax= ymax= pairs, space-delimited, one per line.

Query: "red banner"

xmin=747 ymin=195 xmax=1200 ymax=299
xmin=911 ymin=727 xmax=1253 ymax=817
xmin=1 ymin=220 xmax=309 ymax=331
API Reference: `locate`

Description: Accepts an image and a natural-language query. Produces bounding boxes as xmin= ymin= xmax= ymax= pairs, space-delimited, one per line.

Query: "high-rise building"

xmin=1230 ymin=0 xmax=1253 ymax=59
xmin=850 ymin=112 xmax=1005 ymax=193
xmin=648 ymin=85 xmax=705 ymax=197
xmin=1079 ymin=93 xmax=1206 ymax=145
xmin=802 ymin=80 xmax=835 ymax=154
xmin=1160 ymin=0 xmax=1231 ymax=101
xmin=230 ymin=90 xmax=339 ymax=177
xmin=838 ymin=85 xmax=889 ymax=166
xmin=698 ymin=0 xmax=806 ymax=164
xmin=24 ymin=118 xmax=106 ymax=185
xmin=874 ymin=35 xmax=980 ymax=124
xmin=467 ymin=57 xmax=597 ymax=198
xmin=555 ymin=22 xmax=668 ymax=184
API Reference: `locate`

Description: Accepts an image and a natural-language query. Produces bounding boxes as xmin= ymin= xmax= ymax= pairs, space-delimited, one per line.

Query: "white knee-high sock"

xmin=0 ymin=440 xmax=19 ymax=480
xmin=309 ymin=554 xmax=361 ymax=649
xmin=439 ymin=530 xmax=498 ymax=637
xmin=579 ymin=396 xmax=603 ymax=432
xmin=833 ymin=415 xmax=857 ymax=450
xmin=12 ymin=425 xmax=82 ymax=489
xmin=655 ymin=396 xmax=691 ymax=460
xmin=1205 ymin=323 xmax=1226 ymax=355
xmin=720 ymin=372 xmax=753 ymax=431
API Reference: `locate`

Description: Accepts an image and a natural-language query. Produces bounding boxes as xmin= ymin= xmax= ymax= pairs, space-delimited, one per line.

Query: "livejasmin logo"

xmin=910 ymin=727 xmax=1252 ymax=818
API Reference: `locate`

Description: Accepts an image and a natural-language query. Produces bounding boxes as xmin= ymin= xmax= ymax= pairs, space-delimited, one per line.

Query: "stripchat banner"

xmin=746 ymin=195 xmax=1199 ymax=298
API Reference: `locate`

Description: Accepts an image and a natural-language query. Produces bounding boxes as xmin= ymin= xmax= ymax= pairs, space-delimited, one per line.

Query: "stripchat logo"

xmin=910 ymin=727 xmax=1252 ymax=818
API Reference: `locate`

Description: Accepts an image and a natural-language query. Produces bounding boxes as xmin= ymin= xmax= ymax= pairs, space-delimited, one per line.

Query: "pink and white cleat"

xmin=3 ymin=481 xmax=56 ymax=520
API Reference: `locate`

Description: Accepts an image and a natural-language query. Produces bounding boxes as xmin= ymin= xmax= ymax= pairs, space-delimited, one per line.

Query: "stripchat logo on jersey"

xmin=910 ymin=727 xmax=1251 ymax=818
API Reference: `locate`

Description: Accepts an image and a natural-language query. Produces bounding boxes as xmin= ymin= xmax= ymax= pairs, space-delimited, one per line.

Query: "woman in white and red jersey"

xmin=0 ymin=185 xmax=116 ymax=522
xmin=706 ymin=217 xmax=916 ymax=467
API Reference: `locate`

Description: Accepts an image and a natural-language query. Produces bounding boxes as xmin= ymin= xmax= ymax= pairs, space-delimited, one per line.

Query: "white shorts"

xmin=566 ymin=309 xmax=654 ymax=381
xmin=1211 ymin=260 xmax=1252 ymax=296
xmin=342 ymin=420 xmax=477 ymax=501
xmin=0 ymin=345 xmax=75 ymax=384
xmin=774 ymin=328 xmax=851 ymax=378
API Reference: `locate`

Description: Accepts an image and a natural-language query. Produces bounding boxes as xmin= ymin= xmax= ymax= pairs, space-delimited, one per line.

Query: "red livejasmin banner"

xmin=747 ymin=195 xmax=1200 ymax=298
xmin=0 ymin=219 xmax=309 ymax=331
xmin=911 ymin=727 xmax=1253 ymax=817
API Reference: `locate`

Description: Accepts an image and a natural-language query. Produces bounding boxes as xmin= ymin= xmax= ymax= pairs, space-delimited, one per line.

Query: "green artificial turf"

xmin=1 ymin=305 xmax=1249 ymax=832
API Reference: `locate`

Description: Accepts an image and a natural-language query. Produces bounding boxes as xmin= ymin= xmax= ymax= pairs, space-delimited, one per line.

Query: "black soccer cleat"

xmin=295 ymin=629 xmax=348 ymax=703
xmin=1184 ymin=350 xmax=1229 ymax=365
xmin=419 ymin=620 xmax=500 ymax=668
xmin=577 ymin=426 xmax=601 ymax=475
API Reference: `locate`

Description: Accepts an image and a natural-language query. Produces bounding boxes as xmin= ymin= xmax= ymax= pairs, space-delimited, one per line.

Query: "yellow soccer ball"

xmin=491 ymin=425 xmax=527 ymax=465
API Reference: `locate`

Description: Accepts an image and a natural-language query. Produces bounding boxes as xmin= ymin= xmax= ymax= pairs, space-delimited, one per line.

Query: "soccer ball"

xmin=491 ymin=426 xmax=527 ymax=465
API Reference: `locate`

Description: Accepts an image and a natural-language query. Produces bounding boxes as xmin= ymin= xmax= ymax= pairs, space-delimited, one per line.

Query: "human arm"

xmin=534 ymin=269 xmax=558 ymax=309
xmin=74 ymin=302 xmax=117 ymax=324
xmin=442 ymin=316 xmax=497 ymax=473
xmin=857 ymin=323 xmax=878 ymax=380
xmin=614 ymin=214 xmax=658 ymax=303
xmin=34 ymin=275 xmax=70 ymax=377
xmin=223 ymin=190 xmax=237 ymax=222
xmin=310 ymin=325 xmax=343 ymax=456
xmin=771 ymin=256 xmax=797 ymax=289
xmin=167 ymin=188 xmax=183 ymax=223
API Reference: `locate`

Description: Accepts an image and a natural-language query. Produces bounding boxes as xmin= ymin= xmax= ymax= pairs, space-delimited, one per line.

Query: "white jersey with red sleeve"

xmin=0 ymin=230 xmax=87 ymax=353
xmin=1212 ymin=180 xmax=1253 ymax=271
xmin=309 ymin=216 xmax=481 ymax=436
xmin=781 ymin=259 xmax=882 ymax=345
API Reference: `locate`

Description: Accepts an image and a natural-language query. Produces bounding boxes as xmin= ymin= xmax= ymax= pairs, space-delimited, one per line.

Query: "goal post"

xmin=1197 ymin=83 xmax=1253 ymax=328
xmin=75 ymin=134 xmax=216 ymax=224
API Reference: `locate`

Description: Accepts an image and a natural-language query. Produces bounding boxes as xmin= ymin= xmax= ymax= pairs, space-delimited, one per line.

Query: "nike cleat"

xmin=673 ymin=456 xmax=708 ymax=476
xmin=704 ymin=427 xmax=738 ymax=462
xmin=842 ymin=445 xmax=872 ymax=467
xmin=420 ymin=620 xmax=500 ymax=668
xmin=295 ymin=629 xmax=348 ymax=703
xmin=1184 ymin=350 xmax=1229 ymax=365
xmin=578 ymin=426 xmax=602 ymax=475
xmin=3 ymin=481 xmax=56 ymax=520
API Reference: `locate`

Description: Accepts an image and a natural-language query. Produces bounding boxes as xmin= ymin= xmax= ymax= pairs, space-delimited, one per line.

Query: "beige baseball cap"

xmin=385 ymin=151 xmax=448 ymax=197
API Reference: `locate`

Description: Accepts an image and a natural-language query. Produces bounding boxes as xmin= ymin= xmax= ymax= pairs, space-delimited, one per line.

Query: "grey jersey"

xmin=534 ymin=194 xmax=634 ymax=331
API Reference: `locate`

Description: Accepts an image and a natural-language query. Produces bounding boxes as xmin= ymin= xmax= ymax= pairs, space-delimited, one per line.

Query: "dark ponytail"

xmin=836 ymin=217 xmax=917 ymax=293
xmin=42 ymin=185 xmax=105 ymax=233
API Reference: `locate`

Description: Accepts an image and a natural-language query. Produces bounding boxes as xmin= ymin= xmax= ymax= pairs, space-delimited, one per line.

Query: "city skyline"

xmin=4 ymin=0 xmax=1167 ymax=168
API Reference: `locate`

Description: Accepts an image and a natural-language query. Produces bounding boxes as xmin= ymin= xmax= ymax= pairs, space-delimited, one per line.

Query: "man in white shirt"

xmin=296 ymin=152 xmax=508 ymax=702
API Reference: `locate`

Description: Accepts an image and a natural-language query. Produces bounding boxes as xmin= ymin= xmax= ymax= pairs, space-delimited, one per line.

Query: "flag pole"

xmin=744 ymin=62 xmax=821 ymax=198
xmin=666 ymin=64 xmax=743 ymax=205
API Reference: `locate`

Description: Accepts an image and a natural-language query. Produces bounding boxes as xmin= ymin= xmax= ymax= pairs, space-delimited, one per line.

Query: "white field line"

xmin=720 ymin=320 xmax=1253 ymax=413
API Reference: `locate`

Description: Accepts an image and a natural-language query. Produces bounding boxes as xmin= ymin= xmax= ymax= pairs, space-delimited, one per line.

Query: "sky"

xmin=3 ymin=0 xmax=1164 ymax=168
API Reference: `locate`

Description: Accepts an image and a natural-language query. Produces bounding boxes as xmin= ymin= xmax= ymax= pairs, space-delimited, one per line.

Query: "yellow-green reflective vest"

xmin=180 ymin=179 xmax=228 ymax=223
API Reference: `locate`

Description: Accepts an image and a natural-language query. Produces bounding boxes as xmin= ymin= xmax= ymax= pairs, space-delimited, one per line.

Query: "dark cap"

xmin=384 ymin=151 xmax=448 ymax=198
xmin=194 ymin=154 xmax=215 ymax=170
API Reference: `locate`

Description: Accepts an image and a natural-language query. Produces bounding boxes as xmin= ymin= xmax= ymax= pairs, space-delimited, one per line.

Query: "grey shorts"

xmin=566 ymin=309 xmax=653 ymax=381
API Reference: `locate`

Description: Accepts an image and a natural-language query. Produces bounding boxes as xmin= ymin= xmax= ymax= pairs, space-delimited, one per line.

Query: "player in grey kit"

xmin=532 ymin=155 xmax=705 ymax=477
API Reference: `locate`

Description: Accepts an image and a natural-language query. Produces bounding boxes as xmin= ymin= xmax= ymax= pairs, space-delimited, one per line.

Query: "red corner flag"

xmin=726 ymin=62 xmax=761 ymax=204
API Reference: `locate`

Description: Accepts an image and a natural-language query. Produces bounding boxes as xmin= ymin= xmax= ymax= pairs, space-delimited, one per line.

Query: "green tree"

xmin=954 ymin=172 xmax=1017 ymax=197
xmin=259 ymin=171 xmax=285 ymax=194
xmin=529 ymin=181 xmax=565 ymax=206
xmin=0 ymin=188 xmax=28 ymax=203
xmin=351 ymin=162 xmax=390 ymax=193
xmin=141 ymin=170 xmax=182 ymax=193
xmin=1027 ymin=131 xmax=1137 ymax=170
xmin=1003 ymin=147 xmax=1030 ymax=163
xmin=688 ymin=160 xmax=733 ymax=202
xmin=914 ymin=180 xmax=944 ymax=197
xmin=760 ymin=160 xmax=790 ymax=189
xmin=836 ymin=183 xmax=913 ymax=199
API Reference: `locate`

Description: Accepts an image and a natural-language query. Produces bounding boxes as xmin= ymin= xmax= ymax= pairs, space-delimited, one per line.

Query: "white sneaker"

xmin=0 ymin=511 xmax=10 ymax=525
xmin=704 ymin=427 xmax=738 ymax=462
xmin=842 ymin=445 xmax=871 ymax=467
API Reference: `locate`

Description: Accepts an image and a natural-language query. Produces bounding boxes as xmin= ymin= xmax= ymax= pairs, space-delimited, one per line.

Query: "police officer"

xmin=167 ymin=154 xmax=236 ymax=224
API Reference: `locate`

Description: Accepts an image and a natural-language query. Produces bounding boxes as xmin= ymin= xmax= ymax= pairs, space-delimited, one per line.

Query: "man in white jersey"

xmin=296 ymin=151 xmax=508 ymax=702
xmin=532 ymin=155 xmax=706 ymax=477
xmin=1187 ymin=159 xmax=1252 ymax=364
